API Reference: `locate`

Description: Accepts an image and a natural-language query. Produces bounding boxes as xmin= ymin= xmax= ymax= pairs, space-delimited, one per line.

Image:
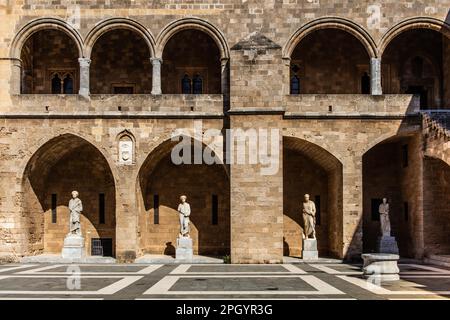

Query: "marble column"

xmin=370 ymin=57 xmax=382 ymax=95
xmin=221 ymin=58 xmax=229 ymax=95
xmin=151 ymin=58 xmax=162 ymax=95
xmin=78 ymin=58 xmax=91 ymax=96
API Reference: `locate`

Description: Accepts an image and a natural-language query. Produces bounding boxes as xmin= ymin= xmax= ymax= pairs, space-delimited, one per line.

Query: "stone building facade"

xmin=0 ymin=1 xmax=449 ymax=263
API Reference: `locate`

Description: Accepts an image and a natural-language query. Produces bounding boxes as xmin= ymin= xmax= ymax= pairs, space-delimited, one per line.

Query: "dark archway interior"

xmin=20 ymin=29 xmax=79 ymax=94
xmin=137 ymin=137 xmax=230 ymax=256
xmin=290 ymin=29 xmax=370 ymax=94
xmin=283 ymin=137 xmax=343 ymax=258
xmin=22 ymin=134 xmax=116 ymax=256
xmin=382 ymin=29 xmax=448 ymax=109
xmin=90 ymin=29 xmax=152 ymax=94
xmin=162 ymin=29 xmax=221 ymax=94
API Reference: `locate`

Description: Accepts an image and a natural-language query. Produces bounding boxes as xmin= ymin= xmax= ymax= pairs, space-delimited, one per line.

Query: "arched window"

xmin=51 ymin=74 xmax=62 ymax=94
xmin=181 ymin=74 xmax=192 ymax=94
xmin=361 ymin=72 xmax=370 ymax=94
xmin=193 ymin=74 xmax=203 ymax=94
xmin=63 ymin=74 xmax=74 ymax=94
xmin=290 ymin=75 xmax=300 ymax=94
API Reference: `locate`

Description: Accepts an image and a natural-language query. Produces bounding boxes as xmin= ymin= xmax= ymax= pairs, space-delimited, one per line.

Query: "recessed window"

xmin=290 ymin=75 xmax=300 ymax=94
xmin=212 ymin=194 xmax=218 ymax=225
xmin=63 ymin=75 xmax=74 ymax=94
xmin=371 ymin=198 xmax=382 ymax=221
xmin=51 ymin=194 xmax=57 ymax=223
xmin=193 ymin=74 xmax=203 ymax=94
xmin=112 ymin=85 xmax=134 ymax=94
xmin=153 ymin=194 xmax=159 ymax=225
xmin=51 ymin=74 xmax=62 ymax=94
xmin=361 ymin=72 xmax=370 ymax=94
xmin=181 ymin=74 xmax=192 ymax=94
xmin=314 ymin=195 xmax=321 ymax=226
xmin=404 ymin=202 xmax=409 ymax=221
xmin=99 ymin=193 xmax=105 ymax=224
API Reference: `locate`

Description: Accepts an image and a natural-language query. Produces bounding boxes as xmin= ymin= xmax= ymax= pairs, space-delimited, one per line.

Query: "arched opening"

xmin=137 ymin=136 xmax=230 ymax=257
xmin=20 ymin=29 xmax=79 ymax=94
xmin=290 ymin=28 xmax=370 ymax=94
xmin=362 ymin=134 xmax=421 ymax=258
xmin=283 ymin=137 xmax=343 ymax=258
xmin=423 ymin=156 xmax=450 ymax=255
xmin=22 ymin=134 xmax=116 ymax=257
xmin=90 ymin=29 xmax=152 ymax=94
xmin=161 ymin=29 xmax=221 ymax=94
xmin=382 ymin=28 xmax=448 ymax=109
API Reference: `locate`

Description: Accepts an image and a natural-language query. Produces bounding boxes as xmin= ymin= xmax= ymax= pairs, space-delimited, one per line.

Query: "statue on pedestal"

xmin=68 ymin=190 xmax=82 ymax=236
xmin=177 ymin=195 xmax=191 ymax=237
xmin=379 ymin=198 xmax=391 ymax=237
xmin=302 ymin=194 xmax=316 ymax=239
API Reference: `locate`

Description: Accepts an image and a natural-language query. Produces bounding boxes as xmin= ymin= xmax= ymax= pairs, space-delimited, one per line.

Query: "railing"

xmin=5 ymin=94 xmax=225 ymax=116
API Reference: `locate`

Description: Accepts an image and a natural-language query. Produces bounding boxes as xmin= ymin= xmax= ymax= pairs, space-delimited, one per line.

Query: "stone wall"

xmin=90 ymin=29 xmax=152 ymax=94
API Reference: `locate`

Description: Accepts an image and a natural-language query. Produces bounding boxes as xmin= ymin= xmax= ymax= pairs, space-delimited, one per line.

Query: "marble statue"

xmin=68 ymin=191 xmax=82 ymax=236
xmin=379 ymin=198 xmax=391 ymax=237
xmin=302 ymin=194 xmax=316 ymax=239
xmin=178 ymin=195 xmax=191 ymax=237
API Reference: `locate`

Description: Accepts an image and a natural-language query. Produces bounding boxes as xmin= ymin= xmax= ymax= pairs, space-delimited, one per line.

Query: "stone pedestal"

xmin=377 ymin=235 xmax=399 ymax=254
xmin=176 ymin=236 xmax=193 ymax=262
xmin=362 ymin=253 xmax=400 ymax=281
xmin=61 ymin=234 xmax=85 ymax=259
xmin=302 ymin=238 xmax=318 ymax=260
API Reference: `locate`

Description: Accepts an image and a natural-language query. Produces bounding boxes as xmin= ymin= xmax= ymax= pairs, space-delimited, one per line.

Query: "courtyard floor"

xmin=0 ymin=262 xmax=449 ymax=300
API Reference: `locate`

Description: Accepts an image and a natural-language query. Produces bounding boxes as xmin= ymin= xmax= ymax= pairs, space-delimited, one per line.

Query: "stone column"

xmin=370 ymin=57 xmax=382 ymax=95
xmin=9 ymin=58 xmax=22 ymax=95
xmin=78 ymin=58 xmax=91 ymax=96
xmin=221 ymin=58 xmax=229 ymax=95
xmin=150 ymin=58 xmax=162 ymax=95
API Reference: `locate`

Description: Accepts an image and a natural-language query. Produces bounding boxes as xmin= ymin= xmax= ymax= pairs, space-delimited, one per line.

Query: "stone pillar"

xmin=78 ymin=58 xmax=91 ymax=96
xmin=221 ymin=58 xmax=229 ymax=95
xmin=342 ymin=157 xmax=363 ymax=260
xmin=370 ymin=57 xmax=382 ymax=95
xmin=151 ymin=58 xmax=162 ymax=95
xmin=10 ymin=58 xmax=21 ymax=95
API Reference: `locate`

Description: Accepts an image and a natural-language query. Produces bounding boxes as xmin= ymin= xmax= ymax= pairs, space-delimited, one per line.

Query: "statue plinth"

xmin=302 ymin=238 xmax=318 ymax=260
xmin=61 ymin=234 xmax=85 ymax=259
xmin=176 ymin=235 xmax=193 ymax=262
xmin=377 ymin=235 xmax=399 ymax=254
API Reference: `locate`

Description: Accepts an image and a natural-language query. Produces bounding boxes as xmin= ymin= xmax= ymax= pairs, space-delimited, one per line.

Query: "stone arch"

xmin=282 ymin=136 xmax=343 ymax=258
xmin=282 ymin=17 xmax=377 ymax=60
xmin=136 ymin=134 xmax=230 ymax=257
xmin=10 ymin=17 xmax=84 ymax=59
xmin=21 ymin=133 xmax=117 ymax=257
xmin=84 ymin=17 xmax=156 ymax=58
xmin=379 ymin=17 xmax=450 ymax=56
xmin=155 ymin=17 xmax=230 ymax=60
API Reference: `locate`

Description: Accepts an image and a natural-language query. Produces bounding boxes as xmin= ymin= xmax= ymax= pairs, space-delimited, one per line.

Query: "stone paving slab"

xmin=0 ymin=262 xmax=447 ymax=300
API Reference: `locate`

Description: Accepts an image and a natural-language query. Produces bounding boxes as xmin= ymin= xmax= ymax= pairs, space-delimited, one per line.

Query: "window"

xmin=153 ymin=194 xmax=159 ymax=224
xmin=181 ymin=74 xmax=192 ymax=94
xmin=212 ymin=194 xmax=218 ymax=225
xmin=314 ymin=195 xmax=321 ymax=226
xmin=361 ymin=72 xmax=370 ymax=94
xmin=51 ymin=74 xmax=62 ymax=94
xmin=404 ymin=202 xmax=409 ymax=221
xmin=290 ymin=75 xmax=300 ymax=94
xmin=193 ymin=74 xmax=203 ymax=94
xmin=371 ymin=198 xmax=382 ymax=221
xmin=99 ymin=193 xmax=105 ymax=224
xmin=112 ymin=85 xmax=134 ymax=94
xmin=402 ymin=144 xmax=409 ymax=168
xmin=51 ymin=194 xmax=57 ymax=223
xmin=63 ymin=75 xmax=74 ymax=94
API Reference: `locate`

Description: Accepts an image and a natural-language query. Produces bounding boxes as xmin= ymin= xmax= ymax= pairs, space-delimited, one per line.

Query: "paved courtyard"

xmin=0 ymin=262 xmax=449 ymax=300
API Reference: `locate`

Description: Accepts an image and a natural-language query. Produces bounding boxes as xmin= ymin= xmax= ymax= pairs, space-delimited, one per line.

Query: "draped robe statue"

xmin=379 ymin=198 xmax=391 ymax=237
xmin=68 ymin=191 xmax=82 ymax=236
xmin=302 ymin=194 xmax=316 ymax=239
xmin=178 ymin=195 xmax=191 ymax=237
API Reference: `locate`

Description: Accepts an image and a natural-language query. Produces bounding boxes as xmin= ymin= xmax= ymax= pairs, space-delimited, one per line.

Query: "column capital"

xmin=150 ymin=57 xmax=163 ymax=65
xmin=78 ymin=57 xmax=91 ymax=68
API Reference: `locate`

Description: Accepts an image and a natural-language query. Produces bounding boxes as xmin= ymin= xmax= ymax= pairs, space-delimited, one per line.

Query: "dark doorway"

xmin=91 ymin=238 xmax=113 ymax=257
xmin=406 ymin=86 xmax=428 ymax=109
